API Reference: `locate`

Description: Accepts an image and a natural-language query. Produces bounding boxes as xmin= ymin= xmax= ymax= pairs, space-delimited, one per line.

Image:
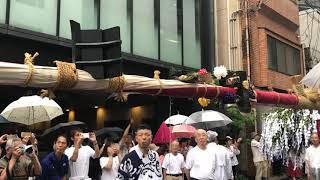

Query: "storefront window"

xmin=0 ymin=0 xmax=6 ymax=24
xmin=183 ymin=0 xmax=201 ymax=69
xmin=100 ymin=0 xmax=130 ymax=52
xmin=133 ymin=0 xmax=158 ymax=59
xmin=160 ymin=0 xmax=182 ymax=65
xmin=9 ymin=0 xmax=57 ymax=35
xmin=60 ymin=0 xmax=98 ymax=39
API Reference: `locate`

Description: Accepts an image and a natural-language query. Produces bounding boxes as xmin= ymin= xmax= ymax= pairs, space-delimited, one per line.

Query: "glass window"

xmin=267 ymin=37 xmax=277 ymax=70
xmin=100 ymin=0 xmax=130 ymax=53
xmin=276 ymin=41 xmax=286 ymax=73
xmin=183 ymin=0 xmax=201 ymax=69
xmin=9 ymin=0 xmax=57 ymax=35
xmin=0 ymin=0 xmax=6 ymax=24
xmin=133 ymin=0 xmax=158 ymax=59
xmin=160 ymin=0 xmax=182 ymax=65
xmin=60 ymin=0 xmax=98 ymax=39
xmin=267 ymin=36 xmax=301 ymax=75
xmin=292 ymin=50 xmax=301 ymax=74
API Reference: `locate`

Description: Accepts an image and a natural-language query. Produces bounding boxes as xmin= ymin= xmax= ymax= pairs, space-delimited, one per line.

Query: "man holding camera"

xmin=0 ymin=137 xmax=41 ymax=180
xmin=65 ymin=128 xmax=100 ymax=180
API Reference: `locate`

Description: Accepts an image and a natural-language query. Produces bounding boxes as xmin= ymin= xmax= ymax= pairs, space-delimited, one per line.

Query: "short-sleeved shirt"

xmin=305 ymin=145 xmax=320 ymax=169
xmin=37 ymin=152 xmax=69 ymax=180
xmin=251 ymin=139 xmax=265 ymax=163
xmin=116 ymin=145 xmax=162 ymax=180
xmin=0 ymin=155 xmax=34 ymax=180
xmin=100 ymin=156 xmax=120 ymax=180
xmin=162 ymin=153 xmax=185 ymax=174
xmin=65 ymin=145 xmax=95 ymax=178
xmin=185 ymin=146 xmax=215 ymax=180
xmin=228 ymin=145 xmax=240 ymax=166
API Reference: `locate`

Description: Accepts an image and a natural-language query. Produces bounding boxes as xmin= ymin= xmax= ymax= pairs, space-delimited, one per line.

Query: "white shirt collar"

xmin=133 ymin=145 xmax=151 ymax=159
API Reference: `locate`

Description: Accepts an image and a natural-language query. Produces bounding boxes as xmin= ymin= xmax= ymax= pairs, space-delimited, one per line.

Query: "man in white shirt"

xmin=251 ymin=132 xmax=268 ymax=180
xmin=185 ymin=129 xmax=216 ymax=180
xmin=116 ymin=124 xmax=162 ymax=180
xmin=207 ymin=131 xmax=233 ymax=180
xmin=65 ymin=128 xmax=100 ymax=179
xmin=162 ymin=140 xmax=185 ymax=180
xmin=305 ymin=132 xmax=320 ymax=180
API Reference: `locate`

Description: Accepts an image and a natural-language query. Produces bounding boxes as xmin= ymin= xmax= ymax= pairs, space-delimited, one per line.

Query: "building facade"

xmin=216 ymin=0 xmax=303 ymax=91
xmin=243 ymin=0 xmax=303 ymax=91
xmin=0 ymin=0 xmax=214 ymax=132
xmin=299 ymin=8 xmax=320 ymax=71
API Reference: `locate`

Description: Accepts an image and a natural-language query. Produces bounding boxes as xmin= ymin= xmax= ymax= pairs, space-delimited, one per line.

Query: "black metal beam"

xmin=199 ymin=0 xmax=214 ymax=70
xmin=56 ymin=0 xmax=61 ymax=36
xmin=127 ymin=0 xmax=133 ymax=54
xmin=5 ymin=0 xmax=10 ymax=24
xmin=97 ymin=0 xmax=101 ymax=29
xmin=154 ymin=0 xmax=160 ymax=60
xmin=177 ymin=0 xmax=183 ymax=66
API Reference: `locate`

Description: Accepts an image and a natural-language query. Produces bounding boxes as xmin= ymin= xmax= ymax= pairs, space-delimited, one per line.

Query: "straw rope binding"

xmin=54 ymin=61 xmax=79 ymax=89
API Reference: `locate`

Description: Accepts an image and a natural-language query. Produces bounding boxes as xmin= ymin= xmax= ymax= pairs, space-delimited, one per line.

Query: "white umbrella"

xmin=1 ymin=95 xmax=63 ymax=125
xmin=186 ymin=110 xmax=232 ymax=129
xmin=301 ymin=62 xmax=320 ymax=90
xmin=164 ymin=114 xmax=188 ymax=125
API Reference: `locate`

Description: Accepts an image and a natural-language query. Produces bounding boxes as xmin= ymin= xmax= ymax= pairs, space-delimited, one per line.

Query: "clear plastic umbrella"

xmin=301 ymin=62 xmax=320 ymax=90
xmin=164 ymin=114 xmax=188 ymax=125
xmin=186 ymin=110 xmax=232 ymax=129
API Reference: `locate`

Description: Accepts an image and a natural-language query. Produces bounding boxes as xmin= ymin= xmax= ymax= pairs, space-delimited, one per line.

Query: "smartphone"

xmin=81 ymin=133 xmax=90 ymax=139
xmin=21 ymin=132 xmax=32 ymax=138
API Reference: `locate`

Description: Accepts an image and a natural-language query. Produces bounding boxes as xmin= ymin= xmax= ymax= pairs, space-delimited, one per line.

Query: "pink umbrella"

xmin=152 ymin=122 xmax=176 ymax=144
xmin=170 ymin=124 xmax=196 ymax=138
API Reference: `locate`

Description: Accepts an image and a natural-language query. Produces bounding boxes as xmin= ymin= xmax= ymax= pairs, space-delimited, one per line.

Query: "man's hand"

xmin=75 ymin=136 xmax=83 ymax=148
xmin=30 ymin=133 xmax=38 ymax=145
xmin=22 ymin=136 xmax=31 ymax=145
xmin=130 ymin=118 xmax=134 ymax=125
xmin=89 ymin=132 xmax=97 ymax=143
xmin=107 ymin=147 xmax=115 ymax=157
xmin=12 ymin=147 xmax=22 ymax=160
xmin=0 ymin=134 xmax=7 ymax=145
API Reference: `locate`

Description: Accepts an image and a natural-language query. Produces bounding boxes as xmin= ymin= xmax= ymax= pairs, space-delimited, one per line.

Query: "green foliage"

xmin=225 ymin=105 xmax=255 ymax=133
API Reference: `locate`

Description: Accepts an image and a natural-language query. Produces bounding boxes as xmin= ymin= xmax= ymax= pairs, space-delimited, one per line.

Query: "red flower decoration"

xmin=197 ymin=68 xmax=207 ymax=75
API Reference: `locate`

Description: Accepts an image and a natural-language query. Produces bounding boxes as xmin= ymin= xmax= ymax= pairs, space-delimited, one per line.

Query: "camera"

xmin=23 ymin=145 xmax=34 ymax=154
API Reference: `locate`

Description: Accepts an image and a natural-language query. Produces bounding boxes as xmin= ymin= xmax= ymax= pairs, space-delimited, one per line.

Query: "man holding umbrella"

xmin=65 ymin=128 xmax=100 ymax=180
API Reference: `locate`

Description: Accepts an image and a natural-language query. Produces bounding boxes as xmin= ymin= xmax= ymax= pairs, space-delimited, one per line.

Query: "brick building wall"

xmin=241 ymin=0 xmax=304 ymax=90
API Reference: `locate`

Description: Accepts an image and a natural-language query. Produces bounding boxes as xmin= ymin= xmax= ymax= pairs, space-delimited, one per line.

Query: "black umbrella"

xmin=95 ymin=127 xmax=123 ymax=140
xmin=41 ymin=121 xmax=87 ymax=138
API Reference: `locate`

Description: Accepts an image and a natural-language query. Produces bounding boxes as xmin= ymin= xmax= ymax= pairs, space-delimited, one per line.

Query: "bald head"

xmin=195 ymin=129 xmax=208 ymax=147
xmin=195 ymin=129 xmax=207 ymax=137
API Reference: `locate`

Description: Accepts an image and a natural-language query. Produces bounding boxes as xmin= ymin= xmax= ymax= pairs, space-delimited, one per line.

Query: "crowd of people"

xmin=0 ymin=121 xmax=319 ymax=180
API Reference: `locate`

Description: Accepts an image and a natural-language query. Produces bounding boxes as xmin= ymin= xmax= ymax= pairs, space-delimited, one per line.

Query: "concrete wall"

xmin=215 ymin=0 xmax=243 ymax=71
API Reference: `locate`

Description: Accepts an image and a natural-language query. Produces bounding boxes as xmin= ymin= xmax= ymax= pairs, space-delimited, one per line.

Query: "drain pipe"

xmin=245 ymin=0 xmax=251 ymax=81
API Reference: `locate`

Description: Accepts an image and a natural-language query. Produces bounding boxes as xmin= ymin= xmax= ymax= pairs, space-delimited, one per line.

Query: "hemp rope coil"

xmin=107 ymin=76 xmax=126 ymax=93
xmin=54 ymin=61 xmax=79 ymax=89
xmin=24 ymin=52 xmax=39 ymax=86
